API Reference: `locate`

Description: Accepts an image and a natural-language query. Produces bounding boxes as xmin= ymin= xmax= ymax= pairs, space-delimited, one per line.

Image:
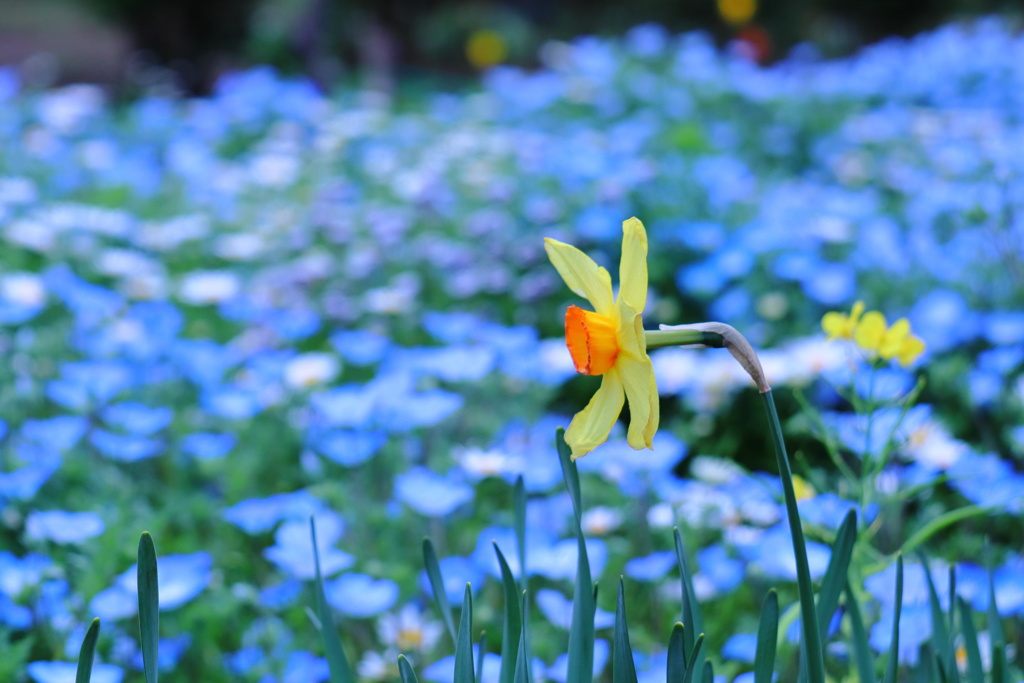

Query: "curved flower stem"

xmin=651 ymin=321 xmax=825 ymax=683
xmin=762 ymin=389 xmax=826 ymax=683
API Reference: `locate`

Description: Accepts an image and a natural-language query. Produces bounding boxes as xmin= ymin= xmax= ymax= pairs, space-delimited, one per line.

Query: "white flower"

xmin=581 ymin=506 xmax=623 ymax=536
xmin=178 ymin=270 xmax=241 ymax=305
xmin=1 ymin=273 xmax=46 ymax=307
xmin=284 ymin=352 xmax=341 ymax=390
xmin=377 ymin=603 xmax=443 ymax=652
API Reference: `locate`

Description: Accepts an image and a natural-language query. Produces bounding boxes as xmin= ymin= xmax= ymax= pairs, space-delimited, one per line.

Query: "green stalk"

xmin=761 ymin=391 xmax=825 ymax=683
xmin=644 ymin=329 xmax=717 ymax=350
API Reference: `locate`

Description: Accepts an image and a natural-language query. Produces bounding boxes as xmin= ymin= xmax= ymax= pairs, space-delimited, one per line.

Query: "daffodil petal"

xmin=564 ymin=370 xmax=625 ymax=459
xmin=544 ymin=238 xmax=615 ymax=314
xmin=616 ymin=299 xmax=645 ymax=360
xmin=617 ymin=217 xmax=648 ymax=311
xmin=618 ymin=356 xmax=657 ymax=450
xmin=643 ymin=361 xmax=659 ymax=446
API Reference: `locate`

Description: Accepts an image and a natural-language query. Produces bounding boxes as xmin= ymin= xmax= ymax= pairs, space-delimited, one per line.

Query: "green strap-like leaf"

xmin=882 ymin=555 xmax=903 ymax=683
xmin=476 ymin=631 xmax=486 ymax=683
xmin=682 ymin=634 xmax=704 ymax=683
xmin=956 ymin=598 xmax=983 ymax=683
xmin=514 ymin=475 xmax=527 ymax=593
xmin=701 ymin=660 xmax=713 ymax=683
xmin=558 ymin=429 xmax=594 ymax=683
xmin=495 ymin=544 xmax=522 ymax=683
xmin=917 ymin=551 xmax=955 ymax=683
xmin=754 ymin=589 xmax=778 ymax=683
xmin=844 ymin=582 xmax=877 ymax=683
xmin=987 ymin=567 xmax=1004 ymax=646
xmin=311 ymin=519 xmax=356 ymax=683
xmin=672 ymin=527 xmax=703 ymax=658
xmin=423 ymin=538 xmax=458 ymax=646
xmin=667 ymin=623 xmax=686 ymax=683
xmin=398 ymin=655 xmax=420 ymax=683
xmin=455 ymin=584 xmax=475 ymax=683
xmin=75 ymin=618 xmax=100 ymax=683
xmin=513 ymin=592 xmax=531 ymax=683
xmin=816 ymin=510 xmax=857 ymax=642
xmin=760 ymin=391 xmax=825 ymax=683
xmin=612 ymin=578 xmax=638 ymax=683
xmin=137 ymin=532 xmax=160 ymax=683
xmin=556 ymin=428 xmax=583 ymax=525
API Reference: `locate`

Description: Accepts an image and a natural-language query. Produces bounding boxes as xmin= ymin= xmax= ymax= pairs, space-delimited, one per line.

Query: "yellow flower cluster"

xmin=821 ymin=301 xmax=926 ymax=367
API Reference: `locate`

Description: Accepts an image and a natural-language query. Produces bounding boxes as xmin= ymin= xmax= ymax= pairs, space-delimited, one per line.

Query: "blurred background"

xmin=1 ymin=0 xmax=1021 ymax=94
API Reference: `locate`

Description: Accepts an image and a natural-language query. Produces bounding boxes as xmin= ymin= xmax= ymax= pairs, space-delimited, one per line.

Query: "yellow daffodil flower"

xmin=544 ymin=218 xmax=658 ymax=460
xmin=821 ymin=301 xmax=864 ymax=340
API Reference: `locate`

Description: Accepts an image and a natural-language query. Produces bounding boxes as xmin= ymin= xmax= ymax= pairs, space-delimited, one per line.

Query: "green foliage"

xmin=310 ymin=519 xmax=356 ymax=683
xmin=75 ymin=618 xmax=101 ymax=683
xmin=137 ymin=532 xmax=160 ymax=683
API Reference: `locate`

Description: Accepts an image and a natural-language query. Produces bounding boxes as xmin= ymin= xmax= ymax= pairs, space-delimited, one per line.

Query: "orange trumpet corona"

xmin=565 ymin=305 xmax=620 ymax=376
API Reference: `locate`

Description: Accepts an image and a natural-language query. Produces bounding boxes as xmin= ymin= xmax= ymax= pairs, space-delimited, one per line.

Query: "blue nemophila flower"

xmin=181 ymin=432 xmax=237 ymax=460
xmin=90 ymin=552 xmax=212 ymax=620
xmin=329 ymin=329 xmax=390 ymax=365
xmin=172 ymin=339 xmax=239 ymax=387
xmin=395 ymin=345 xmax=496 ymax=382
xmin=200 ymin=384 xmax=265 ymax=420
xmin=47 ymin=360 xmax=135 ymax=409
xmin=223 ymin=489 xmax=326 ymax=534
xmin=417 ymin=555 xmax=483 ymax=604
xmin=797 ymin=493 xmax=876 ymax=531
xmin=947 ymin=451 xmax=1024 ymax=514
xmin=0 ymin=592 xmax=32 ymax=628
xmin=310 ymin=385 xmax=376 ymax=429
xmin=100 ymin=402 xmax=173 ymax=435
xmin=393 ymin=467 xmax=473 ymax=517
xmin=282 ymin=651 xmax=330 ymax=683
xmin=0 ymin=446 xmax=61 ymax=502
xmin=89 ymin=429 xmax=164 ymax=462
xmin=264 ymin=512 xmax=352 ymax=580
xmin=722 ymin=632 xmax=758 ymax=663
xmin=27 ymin=661 xmax=124 ymax=683
xmin=546 ymin=639 xmax=610 ymax=683
xmin=324 ymin=573 xmax=398 ymax=618
xmin=536 ymin=588 xmax=615 ymax=630
xmin=737 ymin=524 xmax=831 ymax=581
xmin=20 ymin=415 xmax=87 ymax=452
xmin=694 ymin=544 xmax=745 ymax=599
xmin=314 ymin=430 xmax=387 ymax=467
xmin=624 ymin=550 xmax=677 ymax=581
xmin=575 ymin=431 xmax=687 ymax=496
xmin=26 ymin=510 xmax=105 ymax=544
xmin=423 ymin=649 xmax=506 ymax=683
xmin=258 ymin=579 xmax=302 ymax=609
xmin=130 ymin=635 xmax=191 ymax=673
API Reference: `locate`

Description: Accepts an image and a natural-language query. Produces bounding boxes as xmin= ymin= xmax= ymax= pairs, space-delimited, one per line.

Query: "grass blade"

xmin=454 ymin=585 xmax=475 ymax=683
xmin=137 ymin=532 xmax=160 ymax=683
xmin=513 ymin=592 xmax=531 ymax=683
xmin=917 ymin=551 xmax=954 ymax=682
xmin=754 ymin=589 xmax=778 ymax=683
xmin=495 ymin=544 xmax=522 ymax=683
xmin=844 ymin=582 xmax=877 ymax=683
xmin=311 ymin=519 xmax=356 ymax=683
xmin=398 ymin=655 xmax=420 ymax=683
xmin=988 ymin=567 xmax=1008 ymax=683
xmin=673 ymin=527 xmax=703 ymax=659
xmin=75 ymin=618 xmax=100 ymax=683
xmin=882 ymin=555 xmax=903 ymax=683
xmin=557 ymin=428 xmax=594 ymax=683
xmin=514 ymin=475 xmax=527 ymax=592
xmin=682 ymin=634 xmax=704 ymax=683
xmin=701 ymin=660 xmax=713 ymax=683
xmin=760 ymin=391 xmax=825 ymax=683
xmin=667 ymin=623 xmax=686 ymax=683
xmin=423 ymin=537 xmax=458 ymax=646
xmin=613 ymin=578 xmax=638 ymax=683
xmin=816 ymin=509 xmax=856 ymax=642
xmin=476 ymin=631 xmax=486 ymax=683
xmin=956 ymin=597 xmax=983 ymax=683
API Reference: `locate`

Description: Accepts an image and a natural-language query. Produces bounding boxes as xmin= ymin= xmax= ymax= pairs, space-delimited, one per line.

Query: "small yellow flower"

xmin=466 ymin=29 xmax=507 ymax=70
xmin=823 ymin=303 xmax=926 ymax=367
xmin=717 ymin=0 xmax=757 ymax=26
xmin=545 ymin=218 xmax=658 ymax=460
xmin=821 ymin=301 xmax=864 ymax=340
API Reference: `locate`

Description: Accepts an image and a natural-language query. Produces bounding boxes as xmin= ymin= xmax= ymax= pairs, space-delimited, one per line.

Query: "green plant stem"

xmin=761 ymin=390 xmax=825 ymax=683
xmin=644 ymin=329 xmax=716 ymax=350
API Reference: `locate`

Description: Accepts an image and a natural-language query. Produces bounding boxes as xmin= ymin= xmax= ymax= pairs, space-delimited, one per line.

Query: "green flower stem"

xmin=644 ymin=329 xmax=720 ymax=350
xmin=761 ymin=390 xmax=826 ymax=683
